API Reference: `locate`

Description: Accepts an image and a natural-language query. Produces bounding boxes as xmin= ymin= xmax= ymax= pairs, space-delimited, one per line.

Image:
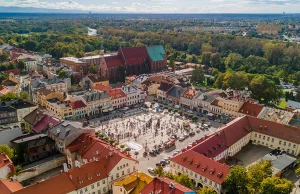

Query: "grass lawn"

xmin=277 ymin=99 xmax=287 ymax=109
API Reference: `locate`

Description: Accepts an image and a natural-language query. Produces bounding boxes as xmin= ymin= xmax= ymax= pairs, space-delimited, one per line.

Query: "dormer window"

xmin=188 ymin=159 xmax=193 ymax=165
xmin=195 ymin=163 xmax=200 ymax=168
xmin=181 ymin=156 xmax=187 ymax=161
xmin=209 ymin=168 xmax=215 ymax=175
xmin=217 ymin=172 xmax=223 ymax=179
xmin=202 ymin=166 xmax=207 ymax=172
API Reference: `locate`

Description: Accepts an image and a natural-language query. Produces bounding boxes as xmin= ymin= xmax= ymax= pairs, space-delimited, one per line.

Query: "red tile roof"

xmin=170 ymin=150 xmax=230 ymax=184
xmin=238 ymin=102 xmax=264 ymax=117
xmin=192 ymin=131 xmax=228 ymax=159
xmin=32 ymin=115 xmax=61 ymax=133
xmin=0 ymin=179 xmax=23 ymax=194
xmin=67 ymin=135 xmax=136 ymax=173
xmin=104 ymin=55 xmax=123 ymax=68
xmin=94 ymin=84 xmax=112 ymax=92
xmin=218 ymin=116 xmax=250 ymax=147
xmin=70 ymin=100 xmax=86 ymax=109
xmin=3 ymin=69 xmax=20 ymax=76
xmin=119 ymin=46 xmax=148 ymax=65
xmin=140 ymin=177 xmax=195 ymax=194
xmin=13 ymin=173 xmax=75 ymax=194
xmin=107 ymin=88 xmax=126 ymax=100
xmin=67 ymin=160 xmax=108 ymax=189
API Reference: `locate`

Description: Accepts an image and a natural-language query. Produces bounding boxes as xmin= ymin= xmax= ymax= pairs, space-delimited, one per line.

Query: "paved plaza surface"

xmin=93 ymin=109 xmax=223 ymax=175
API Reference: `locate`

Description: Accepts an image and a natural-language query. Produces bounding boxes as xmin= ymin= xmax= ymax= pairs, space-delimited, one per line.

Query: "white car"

xmin=148 ymin=167 xmax=154 ymax=173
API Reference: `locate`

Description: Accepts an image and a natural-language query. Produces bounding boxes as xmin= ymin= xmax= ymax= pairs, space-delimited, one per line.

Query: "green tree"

xmin=227 ymin=72 xmax=249 ymax=90
xmin=259 ymin=177 xmax=293 ymax=194
xmin=197 ymin=187 xmax=216 ymax=194
xmin=223 ymin=166 xmax=249 ymax=194
xmin=169 ymin=58 xmax=176 ymax=71
xmin=248 ymin=160 xmax=273 ymax=191
xmin=24 ymin=40 xmax=38 ymax=51
xmin=0 ymin=53 xmax=9 ymax=62
xmin=211 ymin=53 xmax=221 ymax=69
xmin=88 ymin=64 xmax=97 ymax=74
xmin=0 ymin=74 xmax=8 ymax=83
xmin=201 ymin=43 xmax=212 ymax=53
xmin=18 ymin=91 xmax=29 ymax=100
xmin=17 ymin=60 xmax=25 ymax=71
xmin=0 ymin=64 xmax=8 ymax=71
xmin=8 ymin=63 xmax=15 ymax=70
xmin=191 ymin=66 xmax=205 ymax=84
xmin=201 ymin=52 xmax=212 ymax=66
xmin=225 ymin=53 xmax=244 ymax=70
xmin=58 ymin=70 xmax=69 ymax=79
xmin=0 ymin=144 xmax=14 ymax=159
xmin=295 ymin=90 xmax=300 ymax=102
xmin=154 ymin=166 xmax=165 ymax=177
xmin=165 ymin=172 xmax=174 ymax=180
xmin=249 ymin=75 xmax=283 ymax=103
xmin=174 ymin=173 xmax=193 ymax=189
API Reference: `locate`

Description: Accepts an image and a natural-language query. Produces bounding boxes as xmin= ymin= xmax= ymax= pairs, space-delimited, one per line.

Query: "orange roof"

xmin=238 ymin=102 xmax=264 ymax=117
xmin=0 ymin=86 xmax=11 ymax=95
xmin=0 ymin=179 xmax=23 ymax=194
xmin=170 ymin=150 xmax=230 ymax=184
xmin=70 ymin=100 xmax=86 ymax=109
xmin=94 ymin=84 xmax=112 ymax=92
xmin=107 ymin=88 xmax=126 ymax=99
xmin=0 ymin=153 xmax=15 ymax=174
xmin=182 ymin=88 xmax=196 ymax=98
xmin=13 ymin=173 xmax=75 ymax=194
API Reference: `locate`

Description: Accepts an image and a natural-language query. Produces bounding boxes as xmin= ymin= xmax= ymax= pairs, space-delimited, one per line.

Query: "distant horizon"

xmin=1 ymin=0 xmax=300 ymax=14
xmin=0 ymin=6 xmax=299 ymax=15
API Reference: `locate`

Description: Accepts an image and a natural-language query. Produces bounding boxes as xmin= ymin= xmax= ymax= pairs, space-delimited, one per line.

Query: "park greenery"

xmin=223 ymin=161 xmax=294 ymax=194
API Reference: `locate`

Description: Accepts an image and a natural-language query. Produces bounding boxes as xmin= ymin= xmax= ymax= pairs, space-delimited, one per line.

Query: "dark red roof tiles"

xmin=238 ymin=102 xmax=264 ymax=117
xmin=119 ymin=46 xmax=148 ymax=65
xmin=104 ymin=55 xmax=123 ymax=68
xmin=70 ymin=100 xmax=86 ymax=109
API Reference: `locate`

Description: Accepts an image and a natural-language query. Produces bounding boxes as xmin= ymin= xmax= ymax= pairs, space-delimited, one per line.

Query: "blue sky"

xmin=1 ymin=0 xmax=300 ymax=13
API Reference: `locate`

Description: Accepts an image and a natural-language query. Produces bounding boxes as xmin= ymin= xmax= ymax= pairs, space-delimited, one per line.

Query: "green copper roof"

xmin=146 ymin=45 xmax=166 ymax=62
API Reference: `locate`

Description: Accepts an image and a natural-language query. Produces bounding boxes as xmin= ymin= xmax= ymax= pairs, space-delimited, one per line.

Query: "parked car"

xmin=184 ymin=134 xmax=189 ymax=139
xmin=196 ymin=129 xmax=201 ymax=133
xmin=189 ymin=131 xmax=196 ymax=136
xmin=197 ymin=113 xmax=203 ymax=117
xmin=170 ymin=134 xmax=178 ymax=140
xmin=149 ymin=150 xmax=157 ymax=156
xmin=179 ymin=136 xmax=186 ymax=141
xmin=148 ymin=167 xmax=154 ymax=173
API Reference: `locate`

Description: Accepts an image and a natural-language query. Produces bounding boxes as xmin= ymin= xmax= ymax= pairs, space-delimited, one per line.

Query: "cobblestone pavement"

xmin=93 ymin=109 xmax=223 ymax=175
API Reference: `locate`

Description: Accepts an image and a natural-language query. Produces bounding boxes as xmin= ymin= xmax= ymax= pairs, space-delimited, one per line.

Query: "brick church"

xmin=100 ymin=45 xmax=168 ymax=80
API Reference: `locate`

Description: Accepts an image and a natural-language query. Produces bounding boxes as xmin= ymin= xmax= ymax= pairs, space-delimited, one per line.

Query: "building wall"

xmin=15 ymin=155 xmax=67 ymax=182
xmin=251 ymin=132 xmax=300 ymax=156
xmin=170 ymin=162 xmax=222 ymax=194
xmin=108 ymin=158 xmax=137 ymax=189
xmin=25 ymin=61 xmax=37 ymax=72
xmin=147 ymin=83 xmax=159 ymax=96
xmin=228 ymin=133 xmax=251 ymax=157
xmin=16 ymin=106 xmax=38 ymax=124
xmin=75 ymin=177 xmax=108 ymax=194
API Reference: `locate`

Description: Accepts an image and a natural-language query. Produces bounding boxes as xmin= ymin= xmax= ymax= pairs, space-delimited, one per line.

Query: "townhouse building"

xmin=121 ymin=85 xmax=145 ymax=106
xmin=36 ymin=88 xmax=64 ymax=107
xmin=166 ymin=85 xmax=185 ymax=106
xmin=21 ymin=57 xmax=37 ymax=72
xmin=106 ymin=88 xmax=126 ymax=109
xmin=70 ymin=100 xmax=87 ymax=120
xmin=45 ymin=99 xmax=73 ymax=120
xmin=81 ymin=91 xmax=112 ymax=116
xmin=221 ymin=98 xmax=244 ymax=118
xmin=157 ymin=82 xmax=174 ymax=102
xmin=66 ymin=134 xmax=138 ymax=190
xmin=48 ymin=121 xmax=95 ymax=154
xmin=180 ymin=88 xmax=197 ymax=109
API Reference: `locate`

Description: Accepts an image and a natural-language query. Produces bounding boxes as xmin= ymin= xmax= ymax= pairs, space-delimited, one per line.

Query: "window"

xmin=85 ymin=188 xmax=88 ymax=192
xmin=279 ymin=141 xmax=282 ymax=145
xmin=284 ymin=142 xmax=286 ymax=146
xmin=103 ymin=187 xmax=107 ymax=192
xmin=91 ymin=184 xmax=94 ymax=189
xmin=80 ymin=190 xmax=83 ymax=194
xmin=122 ymin=171 xmax=124 ymax=176
xmin=255 ymin=133 xmax=257 ymax=137
xmin=97 ymin=182 xmax=100 ymax=187
xmin=116 ymin=173 xmax=119 ymax=178
xmin=293 ymin=144 xmax=296 ymax=148
xmin=98 ymin=190 xmax=101 ymax=194
xmin=267 ymin=137 xmax=269 ymax=141
xmin=263 ymin=136 xmax=265 ymax=140
xmin=127 ymin=168 xmax=130 ymax=173
xmin=288 ymin=143 xmax=291 ymax=147
xmin=272 ymin=138 xmax=274 ymax=142
xmin=102 ymin=180 xmax=105 ymax=184
xmin=259 ymin=135 xmax=261 ymax=138
xmin=111 ymin=176 xmax=114 ymax=181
